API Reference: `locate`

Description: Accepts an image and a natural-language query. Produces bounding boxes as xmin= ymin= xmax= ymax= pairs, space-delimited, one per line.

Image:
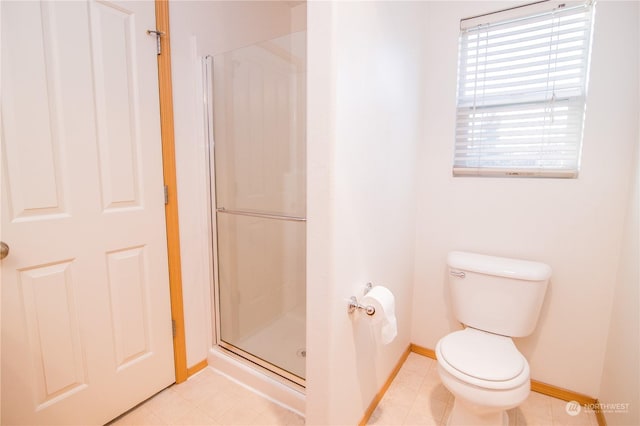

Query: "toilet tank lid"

xmin=448 ymin=251 xmax=552 ymax=281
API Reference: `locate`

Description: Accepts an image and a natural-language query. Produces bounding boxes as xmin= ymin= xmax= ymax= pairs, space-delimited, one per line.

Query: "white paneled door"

xmin=0 ymin=1 xmax=175 ymax=424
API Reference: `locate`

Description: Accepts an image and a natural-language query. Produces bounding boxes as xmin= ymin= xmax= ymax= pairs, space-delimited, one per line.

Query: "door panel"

xmin=19 ymin=260 xmax=87 ymax=407
xmin=1 ymin=1 xmax=67 ymax=221
xmin=1 ymin=1 xmax=174 ymax=424
xmin=90 ymin=0 xmax=143 ymax=210
xmin=106 ymin=246 xmax=152 ymax=369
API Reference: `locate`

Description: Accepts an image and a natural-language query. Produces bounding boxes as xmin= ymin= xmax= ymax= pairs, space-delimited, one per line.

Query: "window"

xmin=454 ymin=1 xmax=595 ymax=177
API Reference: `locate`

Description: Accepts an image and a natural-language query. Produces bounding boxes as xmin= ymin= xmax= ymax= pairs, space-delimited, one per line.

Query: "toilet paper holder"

xmin=348 ymin=283 xmax=376 ymax=316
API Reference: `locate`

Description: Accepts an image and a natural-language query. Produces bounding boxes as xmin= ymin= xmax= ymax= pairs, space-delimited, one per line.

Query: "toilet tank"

xmin=447 ymin=251 xmax=551 ymax=337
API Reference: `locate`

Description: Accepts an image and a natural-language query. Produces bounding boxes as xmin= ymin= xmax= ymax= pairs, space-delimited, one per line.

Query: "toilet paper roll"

xmin=362 ymin=286 xmax=397 ymax=345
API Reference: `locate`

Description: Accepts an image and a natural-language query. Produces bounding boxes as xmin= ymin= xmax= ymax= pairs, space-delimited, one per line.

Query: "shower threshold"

xmin=208 ymin=346 xmax=306 ymax=416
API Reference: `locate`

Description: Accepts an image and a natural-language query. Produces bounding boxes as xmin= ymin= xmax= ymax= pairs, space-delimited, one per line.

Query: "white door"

xmin=1 ymin=1 xmax=175 ymax=424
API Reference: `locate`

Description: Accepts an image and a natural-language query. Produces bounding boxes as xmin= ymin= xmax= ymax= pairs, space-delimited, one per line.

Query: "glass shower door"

xmin=208 ymin=32 xmax=306 ymax=384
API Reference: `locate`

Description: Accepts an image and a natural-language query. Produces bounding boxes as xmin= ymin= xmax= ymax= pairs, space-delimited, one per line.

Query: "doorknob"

xmin=0 ymin=242 xmax=9 ymax=260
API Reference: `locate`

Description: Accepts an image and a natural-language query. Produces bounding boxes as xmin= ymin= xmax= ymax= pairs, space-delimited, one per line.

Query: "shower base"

xmin=237 ymin=308 xmax=306 ymax=379
xmin=209 ymin=306 xmax=306 ymax=415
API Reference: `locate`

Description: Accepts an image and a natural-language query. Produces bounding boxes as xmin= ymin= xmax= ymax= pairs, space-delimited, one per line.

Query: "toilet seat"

xmin=436 ymin=328 xmax=530 ymax=390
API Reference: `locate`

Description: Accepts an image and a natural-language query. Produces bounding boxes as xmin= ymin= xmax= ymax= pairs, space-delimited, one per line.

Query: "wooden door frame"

xmin=154 ymin=0 xmax=188 ymax=384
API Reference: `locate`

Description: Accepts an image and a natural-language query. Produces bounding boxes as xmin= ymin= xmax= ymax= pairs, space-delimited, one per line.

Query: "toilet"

xmin=436 ymin=251 xmax=551 ymax=426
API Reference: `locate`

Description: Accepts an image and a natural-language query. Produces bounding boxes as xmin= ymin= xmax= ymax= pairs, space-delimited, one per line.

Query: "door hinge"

xmin=146 ymin=29 xmax=165 ymax=55
xmin=172 ymin=319 xmax=176 ymax=338
xmin=164 ymin=185 xmax=169 ymax=205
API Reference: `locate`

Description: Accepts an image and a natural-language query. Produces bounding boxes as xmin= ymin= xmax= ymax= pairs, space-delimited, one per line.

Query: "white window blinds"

xmin=454 ymin=2 xmax=595 ymax=178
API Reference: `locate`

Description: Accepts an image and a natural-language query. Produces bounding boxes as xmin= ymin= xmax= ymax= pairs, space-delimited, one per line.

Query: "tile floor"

xmin=111 ymin=352 xmax=598 ymax=426
xmin=368 ymin=353 xmax=598 ymax=426
xmin=110 ymin=367 xmax=304 ymax=426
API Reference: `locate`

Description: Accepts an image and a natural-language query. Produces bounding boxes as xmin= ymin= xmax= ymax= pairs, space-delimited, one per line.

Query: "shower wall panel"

xmin=213 ymin=43 xmax=305 ymax=218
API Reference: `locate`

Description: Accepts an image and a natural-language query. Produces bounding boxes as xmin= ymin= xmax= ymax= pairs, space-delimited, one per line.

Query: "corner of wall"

xmin=305 ymin=1 xmax=336 ymax=424
xmin=597 ymin=103 xmax=640 ymax=426
xmin=597 ymin=3 xmax=640 ymax=421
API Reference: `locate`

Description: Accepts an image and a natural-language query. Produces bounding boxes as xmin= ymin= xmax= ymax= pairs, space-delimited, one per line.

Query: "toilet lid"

xmin=439 ymin=328 xmax=525 ymax=382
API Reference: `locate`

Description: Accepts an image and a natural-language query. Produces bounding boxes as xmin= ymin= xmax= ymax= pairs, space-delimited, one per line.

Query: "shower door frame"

xmin=203 ymin=55 xmax=306 ymax=389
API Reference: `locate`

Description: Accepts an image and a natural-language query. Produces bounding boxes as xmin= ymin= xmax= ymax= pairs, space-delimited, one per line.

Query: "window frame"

xmin=453 ymin=0 xmax=596 ymax=178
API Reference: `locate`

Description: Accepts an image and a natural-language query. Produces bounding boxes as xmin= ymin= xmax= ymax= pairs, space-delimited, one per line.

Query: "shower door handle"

xmin=216 ymin=207 xmax=306 ymax=222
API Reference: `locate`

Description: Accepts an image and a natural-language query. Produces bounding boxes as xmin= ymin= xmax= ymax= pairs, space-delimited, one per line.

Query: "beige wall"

xmin=306 ymin=1 xmax=427 ymax=424
xmin=411 ymin=0 xmax=639 ymax=398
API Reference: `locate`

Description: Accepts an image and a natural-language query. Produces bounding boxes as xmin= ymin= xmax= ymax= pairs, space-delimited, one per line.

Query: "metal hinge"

xmin=172 ymin=319 xmax=176 ymax=338
xmin=164 ymin=185 xmax=169 ymax=205
xmin=146 ymin=29 xmax=165 ymax=55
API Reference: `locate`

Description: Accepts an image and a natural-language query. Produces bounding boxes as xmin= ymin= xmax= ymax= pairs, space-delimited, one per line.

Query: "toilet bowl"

xmin=436 ymin=328 xmax=530 ymax=426
xmin=436 ymin=251 xmax=551 ymax=426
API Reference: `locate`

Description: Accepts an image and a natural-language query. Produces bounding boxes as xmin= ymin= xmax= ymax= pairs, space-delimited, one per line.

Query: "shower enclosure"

xmin=205 ymin=31 xmax=306 ymax=386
